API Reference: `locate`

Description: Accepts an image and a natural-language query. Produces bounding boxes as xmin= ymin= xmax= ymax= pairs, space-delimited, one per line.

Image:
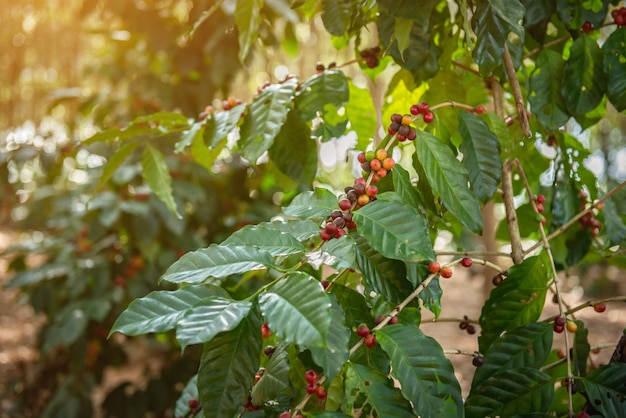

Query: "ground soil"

xmin=1 ymin=228 xmax=625 ymax=415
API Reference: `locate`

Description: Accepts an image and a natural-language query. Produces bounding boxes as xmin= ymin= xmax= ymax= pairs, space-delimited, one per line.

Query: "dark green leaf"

xmin=321 ymin=0 xmax=352 ymax=36
xmin=377 ymin=324 xmax=463 ymax=417
xmin=521 ymin=0 xmax=554 ymax=43
xmin=529 ymin=49 xmax=570 ymax=131
xmin=578 ymin=363 xmax=626 ymax=418
xmin=353 ymin=199 xmax=435 ymax=263
xmin=471 ymin=322 xmax=553 ymax=391
xmin=406 ymin=262 xmax=442 ymax=317
xmin=377 ymin=0 xmax=436 ymax=28
xmin=458 ymin=111 xmax=502 ymax=202
xmin=255 ymin=220 xmax=321 ymax=241
xmin=283 ymin=187 xmax=338 ymax=219
xmin=465 ymin=367 xmax=554 ymax=418
xmin=94 ymin=141 xmax=143 ymax=194
xmin=161 ymin=244 xmax=275 ymax=285
xmin=604 ymin=197 xmax=626 ymax=246
xmin=310 ymin=295 xmax=350 ymax=382
xmin=344 ymin=362 xmax=414 ymax=417
xmin=391 ymin=164 xmax=422 ymax=210
xmin=603 ymin=27 xmax=626 ymax=112
xmin=235 ymin=0 xmax=262 ymax=62
xmin=329 ymin=283 xmax=372 ymax=328
xmin=239 ymin=78 xmax=298 ymax=162
xmin=203 ymin=104 xmax=246 ymax=148
xmin=176 ymin=297 xmax=252 ymax=349
xmin=259 ymin=272 xmax=331 ymax=348
xmin=416 ymin=130 xmax=483 ymax=233
xmin=478 ymin=254 xmax=550 ymax=352
xmin=222 ymin=225 xmax=306 ymax=256
xmin=313 ymin=235 xmax=356 ymax=270
xmin=42 ymin=303 xmax=89 ymax=352
xmin=269 ymin=111 xmax=317 ymax=186
xmin=198 ymin=307 xmax=262 ymax=418
xmin=110 ymin=285 xmax=228 ymax=336
xmin=251 ymin=344 xmax=290 ymax=405
xmin=562 ymin=34 xmax=606 ymax=117
xmin=296 ymin=70 xmax=349 ymax=121
xmin=142 ymin=145 xmax=181 ymax=218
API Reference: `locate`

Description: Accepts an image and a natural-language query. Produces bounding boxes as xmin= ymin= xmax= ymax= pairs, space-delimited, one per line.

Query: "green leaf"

xmin=110 ymin=285 xmax=228 ymax=336
xmin=353 ymin=234 xmax=414 ymax=305
xmin=521 ymin=0 xmax=554 ymax=43
xmin=203 ymin=104 xmax=246 ymax=148
xmin=5 ymin=263 xmax=68 ymax=288
xmin=251 ymin=344 xmax=290 ymax=405
xmin=572 ymin=320 xmax=590 ymax=378
xmin=259 ymin=272 xmax=331 ymax=348
xmin=235 ymin=0 xmax=262 ymax=62
xmin=94 ymin=140 xmax=143 ymax=194
xmin=142 ymin=145 xmax=181 ymax=218
xmin=415 ymin=130 xmax=483 ymax=233
xmin=239 ymin=78 xmax=298 ymax=162
xmin=578 ymin=363 xmax=626 ymax=418
xmin=255 ymin=220 xmax=321 ymax=241
xmin=471 ymin=322 xmax=553 ymax=391
xmin=175 ymin=121 xmax=203 ymax=153
xmin=604 ymin=197 xmax=626 ymax=246
xmin=42 ymin=303 xmax=89 ymax=352
xmin=191 ymin=133 xmax=226 ymax=172
xmin=330 ymin=283 xmax=372 ymax=329
xmin=603 ymin=27 xmax=626 ymax=111
xmin=391 ymin=164 xmax=422 ymax=210
xmin=283 ymin=187 xmax=338 ymax=219
xmin=312 ymin=235 xmax=356 ymax=270
xmin=478 ymin=254 xmax=550 ymax=352
xmin=472 ymin=0 xmax=526 ymax=76
xmin=198 ymin=307 xmax=262 ymax=418
xmin=296 ymin=70 xmax=349 ymax=121
xmin=529 ymin=49 xmax=570 ymax=131
xmin=176 ymin=297 xmax=252 ymax=349
xmin=346 ymin=81 xmax=376 ymax=147
xmin=161 ymin=244 xmax=275 ymax=285
xmin=309 ymin=295 xmax=350 ymax=382
xmin=353 ymin=199 xmax=435 ymax=263
xmin=393 ymin=18 xmax=414 ymax=56
xmin=464 ymin=367 xmax=554 ymax=418
xmin=406 ymin=262 xmax=442 ymax=317
xmin=221 ymin=225 xmax=305 ymax=256
xmin=377 ymin=324 xmax=463 ymax=417
xmin=175 ymin=375 xmax=206 ymax=418
xmin=562 ymin=34 xmax=606 ymax=117
xmin=343 ymin=362 xmax=414 ymax=417
xmin=268 ymin=110 xmax=317 ymax=186
xmin=458 ymin=111 xmax=502 ymax=202
xmin=321 ymin=0 xmax=352 ymax=36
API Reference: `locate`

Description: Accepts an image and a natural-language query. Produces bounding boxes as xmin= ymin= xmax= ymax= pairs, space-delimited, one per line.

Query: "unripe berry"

xmin=365 ymin=151 xmax=376 ymax=161
xmin=402 ymin=114 xmax=413 ymax=126
xmin=357 ymin=194 xmax=370 ymax=206
xmin=356 ymin=324 xmax=370 ymax=338
xmin=460 ymin=257 xmax=472 ymax=267
xmin=376 ymin=149 xmax=387 ymax=160
xmin=440 ymin=266 xmax=453 ymax=279
xmin=428 ymin=261 xmax=440 ymax=273
xmin=566 ymin=321 xmax=578 ymax=333
xmin=382 ymin=158 xmax=395 ymax=170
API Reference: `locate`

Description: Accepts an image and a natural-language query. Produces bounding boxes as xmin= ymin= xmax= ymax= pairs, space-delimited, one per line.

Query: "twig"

xmin=451 ymin=61 xmax=482 ymax=77
xmin=543 ymin=296 xmax=626 ymax=322
xmin=443 ymin=349 xmax=478 ymax=356
xmin=436 ymin=250 xmax=512 ymax=258
xmin=502 ymin=45 xmax=531 ymax=137
xmin=430 ymin=101 xmax=475 ymax=112
xmin=187 ymin=0 xmax=225 ymax=40
xmin=502 ymin=160 xmax=524 ymax=264
xmin=525 ymin=35 xmax=571 ymax=59
xmin=421 ymin=316 xmax=479 ymax=325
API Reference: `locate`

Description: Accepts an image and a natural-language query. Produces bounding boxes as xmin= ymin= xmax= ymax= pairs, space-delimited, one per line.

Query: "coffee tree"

xmin=11 ymin=0 xmax=626 ymax=417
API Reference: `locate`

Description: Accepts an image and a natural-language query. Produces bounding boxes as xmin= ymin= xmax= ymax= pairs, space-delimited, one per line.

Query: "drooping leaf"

xmin=296 ymin=70 xmax=349 ymax=121
xmin=562 ymin=34 xmax=606 ymax=117
xmin=377 ymin=324 xmax=463 ymax=417
xmin=258 ymin=272 xmax=331 ymax=348
xmin=222 ymin=225 xmax=306 ymax=256
xmin=203 ymin=104 xmax=246 ymax=148
xmin=577 ymin=363 xmax=626 ymax=418
xmin=464 ymin=367 xmax=554 ymax=418
xmin=353 ymin=234 xmax=415 ymax=304
xmin=471 ymin=322 xmax=553 ymax=391
xmin=110 ymin=285 xmax=229 ymax=336
xmin=603 ymin=27 xmax=626 ymax=112
xmin=391 ymin=164 xmax=422 ymax=210
xmin=198 ymin=307 xmax=262 ymax=418
xmin=160 ymin=244 xmax=275 ymax=285
xmin=269 ymin=111 xmax=317 ymax=186
xmin=142 ymin=145 xmax=181 ymax=218
xmin=343 ymin=362 xmax=414 ymax=417
xmin=529 ymin=49 xmax=570 ymax=131
xmin=94 ymin=140 xmax=143 ymax=194
xmin=175 ymin=121 xmax=203 ymax=153
xmin=478 ymin=254 xmax=550 ymax=352
xmin=176 ymin=297 xmax=252 ymax=349
xmin=239 ymin=78 xmax=298 ymax=162
xmin=330 ymin=283 xmax=372 ymax=329
xmin=283 ymin=187 xmax=338 ymax=219
xmin=235 ymin=0 xmax=262 ymax=62
xmin=572 ymin=320 xmax=590 ymax=378
xmin=309 ymin=295 xmax=350 ymax=382
xmin=458 ymin=111 xmax=502 ymax=202
xmin=251 ymin=344 xmax=290 ymax=405
xmin=415 ymin=130 xmax=483 ymax=233
xmin=321 ymin=0 xmax=352 ymax=36
xmin=353 ymin=199 xmax=435 ymax=263
xmin=175 ymin=375 xmax=206 ymax=418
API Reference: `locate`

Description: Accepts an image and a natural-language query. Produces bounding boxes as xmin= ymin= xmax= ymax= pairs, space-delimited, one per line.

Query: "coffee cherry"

xmin=416 ymin=102 xmax=429 ymax=114
xmin=472 ymin=355 xmax=484 ymax=367
xmin=581 ymin=21 xmax=594 ymax=33
xmin=261 ymin=322 xmax=272 ymax=338
xmin=536 ymin=203 xmax=544 ymax=213
xmin=440 ymin=266 xmax=453 ymax=279
xmin=366 ymin=185 xmax=378 ymax=197
xmin=423 ymin=112 xmax=434 ymax=123
xmin=305 ymin=369 xmax=319 ymax=384
xmin=536 ymin=194 xmax=546 ymax=204
xmin=264 ymin=345 xmax=276 ymax=358
xmin=338 ymin=199 xmax=352 ymax=211
xmin=410 ymin=104 xmax=420 ymax=115
xmin=398 ymin=125 xmax=410 ymax=137
xmin=388 ymin=122 xmax=401 ymax=135
xmin=460 ymin=257 xmax=472 ymax=268
xmin=188 ymin=398 xmax=200 ymax=410
xmin=388 ymin=316 xmax=398 ymax=325
xmin=357 ymin=152 xmax=367 ymax=164
xmin=357 ymin=194 xmax=370 ymax=206
xmin=355 ymin=177 xmax=367 ymax=185
xmin=407 ymin=128 xmax=417 ymax=140
xmin=593 ymin=303 xmax=606 ymax=313
xmin=492 ymin=273 xmax=503 ymax=286
xmin=364 ymin=333 xmax=377 ymax=348
xmin=391 ymin=113 xmax=403 ymax=124
xmin=279 ymin=412 xmax=291 ymax=418
xmin=401 ymin=115 xmax=413 ymax=126
xmin=376 ymin=149 xmax=387 ymax=160
xmin=353 ymin=183 xmax=366 ymax=195
xmin=319 ymin=229 xmax=333 ymax=241
xmin=566 ymin=321 xmax=578 ymax=333
xmin=325 ymin=221 xmax=339 ymax=234
xmin=553 ymin=323 xmax=564 ymax=333
xmin=466 ymin=324 xmax=476 ymax=335
xmin=428 ymin=261 xmax=440 ymax=273
xmin=576 ymin=412 xmax=590 ymax=418
xmin=376 ymin=168 xmax=388 ymax=177
xmin=557 ymin=348 xmax=567 ymax=359
xmin=474 ymin=105 xmax=486 ymax=115
xmin=305 ymin=384 xmax=317 ymax=394
xmin=333 ymin=217 xmax=346 ymax=228
xmin=315 ymin=385 xmax=327 ymax=399
xmin=554 ymin=316 xmax=566 ymax=327
xmin=370 ymin=159 xmax=382 ymax=171
xmin=356 ymin=324 xmax=370 ymax=338
xmin=382 ymin=157 xmax=395 ymax=170
xmin=374 ymin=315 xmax=384 ymax=326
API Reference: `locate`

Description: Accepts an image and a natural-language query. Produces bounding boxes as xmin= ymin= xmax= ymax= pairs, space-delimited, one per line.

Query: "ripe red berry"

xmin=576 ymin=412 xmax=590 ymax=418
xmin=388 ymin=316 xmax=398 ymax=325
xmin=338 ymin=199 xmax=352 ymax=211
xmin=536 ymin=203 xmax=544 ymax=213
xmin=410 ymin=104 xmax=420 ymax=115
xmin=428 ymin=261 xmax=440 ymax=274
xmin=261 ymin=322 xmax=271 ymax=338
xmin=279 ymin=412 xmax=291 ymax=418
xmin=581 ymin=21 xmax=593 ymax=33
xmin=536 ymin=194 xmax=546 ymax=204
xmin=319 ymin=229 xmax=333 ymax=241
xmin=417 ymin=102 xmax=429 ymax=114
xmin=355 ymin=177 xmax=367 ymax=185
xmin=356 ymin=324 xmax=370 ymax=338
xmin=553 ymin=323 xmax=564 ymax=333
xmin=370 ymin=159 xmax=382 ymax=171
xmin=593 ymin=303 xmax=606 ymax=313
xmin=423 ymin=112 xmax=435 ymax=123
xmin=357 ymin=152 xmax=367 ymax=164
xmin=391 ymin=113 xmax=403 ymax=124
xmin=474 ymin=105 xmax=486 ymax=115
xmin=305 ymin=369 xmax=319 ymax=384
xmin=366 ymin=185 xmax=378 ymax=197
xmin=554 ymin=316 xmax=566 ymax=326
xmin=188 ymin=398 xmax=200 ymax=410
xmin=364 ymin=333 xmax=377 ymax=348
xmin=460 ymin=257 xmax=472 ymax=268
xmin=440 ymin=266 xmax=453 ymax=279
xmin=315 ymin=385 xmax=327 ymax=399
xmin=305 ymin=384 xmax=317 ymax=394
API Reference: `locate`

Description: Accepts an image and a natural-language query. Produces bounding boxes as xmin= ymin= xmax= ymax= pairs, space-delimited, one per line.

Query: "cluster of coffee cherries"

xmin=319 ymin=203 xmax=357 ymax=241
xmin=222 ymin=96 xmax=243 ymax=111
xmin=359 ymin=46 xmax=381 ymax=69
xmin=553 ymin=315 xmax=577 ymax=334
xmin=304 ymin=369 xmax=327 ymax=400
xmin=356 ymin=323 xmax=379 ymax=348
xmin=242 ymin=368 xmax=267 ymax=412
xmin=612 ymin=6 xmax=626 ymax=26
xmin=198 ymin=105 xmax=214 ymax=121
xmin=358 ymin=148 xmax=396 ymax=180
xmin=459 ymin=315 xmax=477 ymax=335
xmin=315 ymin=61 xmax=337 ymax=73
xmin=428 ymin=260 xmax=453 ymax=279
xmin=578 ymin=190 xmax=602 ymax=237
xmin=534 ymin=194 xmax=547 ymax=225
